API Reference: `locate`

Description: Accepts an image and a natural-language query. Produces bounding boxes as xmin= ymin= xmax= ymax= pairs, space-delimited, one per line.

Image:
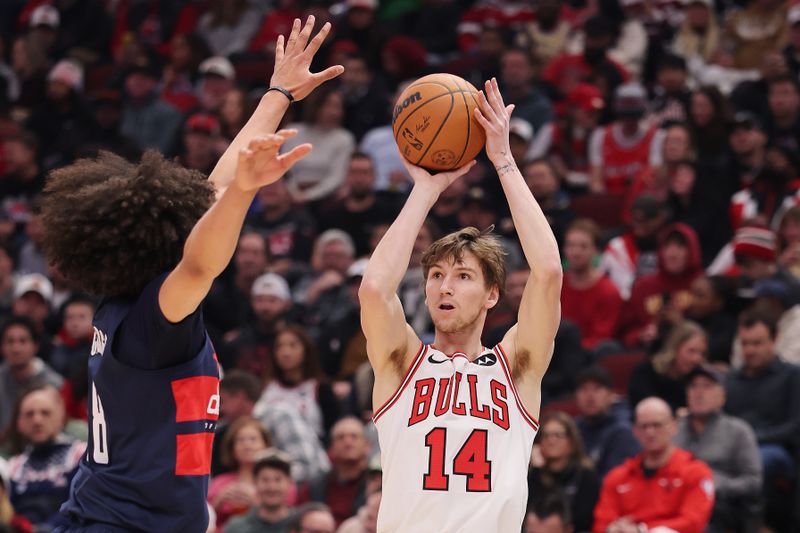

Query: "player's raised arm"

xmin=207 ymin=16 xmax=343 ymax=199
xmin=474 ymin=78 xmax=562 ymax=378
xmin=359 ymin=159 xmax=475 ymax=376
xmin=160 ymin=134 xmax=311 ymax=323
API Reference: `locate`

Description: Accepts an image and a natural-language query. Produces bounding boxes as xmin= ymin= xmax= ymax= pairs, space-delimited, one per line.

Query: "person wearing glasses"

xmin=593 ymin=397 xmax=714 ymax=533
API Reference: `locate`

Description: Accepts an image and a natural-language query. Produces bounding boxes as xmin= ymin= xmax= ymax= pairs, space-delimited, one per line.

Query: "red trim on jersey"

xmin=493 ymin=344 xmax=539 ymax=430
xmin=171 ymin=376 xmax=220 ymax=423
xmin=429 ymin=345 xmax=487 ymax=357
xmin=373 ymin=343 xmax=428 ymax=423
xmin=175 ymin=432 xmax=215 ymax=475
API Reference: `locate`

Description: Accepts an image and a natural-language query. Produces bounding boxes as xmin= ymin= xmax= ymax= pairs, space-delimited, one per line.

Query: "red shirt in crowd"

xmin=561 ymin=274 xmax=622 ymax=349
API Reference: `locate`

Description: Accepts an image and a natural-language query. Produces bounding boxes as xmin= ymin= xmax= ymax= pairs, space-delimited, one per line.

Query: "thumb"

xmin=313 ymin=65 xmax=345 ymax=83
xmin=278 ymin=143 xmax=312 ymax=169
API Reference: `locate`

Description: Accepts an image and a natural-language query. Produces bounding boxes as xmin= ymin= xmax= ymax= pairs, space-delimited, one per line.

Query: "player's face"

xmin=233 ymin=424 xmax=268 ymax=466
xmin=256 ymin=468 xmax=291 ymax=508
xmin=18 ymin=389 xmax=63 ymax=444
xmin=426 ymin=252 xmax=498 ymax=334
xmin=564 ymin=229 xmax=595 ymax=273
xmin=540 ymin=421 xmax=572 ymax=462
xmin=64 ymin=303 xmax=94 ymax=341
xmin=575 ymin=381 xmax=613 ymax=417
xmin=673 ymin=334 xmax=706 ymax=376
xmin=686 ymin=376 xmax=725 ymax=417
xmin=1 ymin=325 xmax=37 ymax=369
xmin=274 ymin=331 xmax=305 ymax=374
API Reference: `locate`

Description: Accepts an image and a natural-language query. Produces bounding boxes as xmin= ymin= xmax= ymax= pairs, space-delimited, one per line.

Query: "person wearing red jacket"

xmin=593 ymin=397 xmax=714 ymax=533
xmin=617 ymin=223 xmax=703 ymax=348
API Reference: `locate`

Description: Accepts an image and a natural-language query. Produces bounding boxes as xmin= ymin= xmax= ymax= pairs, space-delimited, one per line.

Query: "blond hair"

xmin=421 ymin=226 xmax=507 ymax=298
xmin=652 ymin=321 xmax=707 ymax=375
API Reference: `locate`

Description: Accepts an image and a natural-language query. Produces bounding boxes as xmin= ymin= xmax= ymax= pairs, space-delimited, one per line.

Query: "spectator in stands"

xmin=340 ymin=55 xmax=389 ymax=142
xmin=10 ymin=34 xmax=48 ymax=112
xmin=672 ymin=0 xmax=721 ymax=63
xmin=205 ymin=231 xmax=269 ymax=348
xmin=196 ymin=56 xmax=237 ymax=115
xmin=160 ymin=32 xmax=209 ymax=113
xmin=618 ymin=223 xmax=703 ymax=348
xmin=336 ymin=490 xmax=380 ymax=533
xmin=120 ymin=56 xmax=183 ymax=156
xmin=524 ymin=494 xmax=573 ymax=533
xmin=177 ymin=112 xmax=221 ymax=174
xmin=82 ymin=90 xmax=141 ymax=161
xmin=0 ymin=131 xmax=43 ymax=221
xmin=628 ymin=320 xmax=708 ymax=412
xmin=226 ymin=450 xmax=296 ymax=533
xmin=589 ymin=83 xmax=659 ymax=194
xmin=219 ymin=88 xmax=255 ymax=143
xmin=197 ymin=0 xmax=263 ymax=58
xmin=519 ymin=0 xmax=569 ymax=66
xmin=6 ymin=384 xmax=85 ymax=529
xmin=593 ymin=397 xmax=714 ymax=533
xmin=574 ymin=366 xmax=640 ymax=478
xmin=49 ymin=0 xmax=111 ymax=65
xmin=359 ymin=82 xmax=412 ymax=193
xmin=221 ymin=272 xmax=292 ymax=378
xmin=542 ymin=15 xmax=629 ymax=103
xmin=0 ymin=316 xmax=62 ymax=433
xmin=304 ymin=417 xmax=369 ymax=526
xmin=289 ymin=502 xmax=336 ymax=533
xmin=11 ymin=274 xmax=52 ymax=339
xmin=683 ymin=276 xmax=737 ymax=365
xmin=748 ymin=277 xmax=800 ymax=365
xmin=17 ymin=209 xmax=47 ymax=277
xmin=209 ymin=417 xmax=272 ymax=530
xmin=676 ymin=364 xmax=763 ymax=533
xmin=650 ymin=54 xmax=692 ymax=127
xmin=219 ymin=371 xmax=330 ymax=485
xmin=777 ymin=205 xmax=800 ymax=277
xmin=26 ymin=59 xmax=94 ymax=170
xmin=784 ymin=5 xmax=800 ymax=77
xmin=523 ymin=159 xmax=574 ymax=248
xmin=499 ymin=48 xmax=553 ymax=133
xmin=723 ymin=0 xmax=789 ymax=71
xmin=249 ymin=0 xmax=303 ymax=57
xmin=724 ymin=112 xmax=767 ymax=197
xmin=283 ymin=85 xmax=356 ymax=204
xmin=561 ymin=219 xmax=622 ymax=351
xmin=687 ymin=86 xmax=730 ymax=164
xmin=49 ymin=295 xmax=93 ymax=378
xmin=764 ymin=75 xmax=800 ymax=155
xmin=0 ymin=245 xmax=14 ymax=315
xmin=732 ymin=226 xmax=800 ymax=305
xmin=509 ymin=118 xmax=535 ymax=167
xmin=320 ymin=153 xmax=400 ymax=257
xmin=528 ymin=412 xmax=600 ymax=533
xmin=256 ymin=325 xmax=339 ymax=440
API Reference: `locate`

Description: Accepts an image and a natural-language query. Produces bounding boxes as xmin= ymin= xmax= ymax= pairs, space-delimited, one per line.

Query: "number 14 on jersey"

xmin=423 ymin=428 xmax=492 ymax=492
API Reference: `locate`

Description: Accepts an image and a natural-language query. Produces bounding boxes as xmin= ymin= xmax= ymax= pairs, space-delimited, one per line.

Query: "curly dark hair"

xmin=41 ymin=150 xmax=215 ymax=297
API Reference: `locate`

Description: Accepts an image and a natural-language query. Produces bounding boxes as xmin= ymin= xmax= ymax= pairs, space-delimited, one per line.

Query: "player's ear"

xmin=486 ymin=285 xmax=500 ymax=310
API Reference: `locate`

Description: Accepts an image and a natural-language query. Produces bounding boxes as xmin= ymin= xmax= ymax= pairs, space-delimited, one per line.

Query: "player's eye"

xmin=432 ymin=272 xmax=442 ymax=279
xmin=460 ymin=273 xmax=470 ymax=280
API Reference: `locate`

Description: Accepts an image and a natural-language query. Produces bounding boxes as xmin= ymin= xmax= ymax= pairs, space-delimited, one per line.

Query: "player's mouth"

xmin=439 ymin=303 xmax=455 ymax=311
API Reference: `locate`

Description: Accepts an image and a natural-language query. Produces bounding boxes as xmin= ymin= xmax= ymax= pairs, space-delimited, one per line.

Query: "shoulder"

xmin=675 ymin=448 xmax=713 ymax=476
xmin=723 ymin=414 xmax=757 ymax=438
xmin=603 ymin=457 xmax=638 ymax=485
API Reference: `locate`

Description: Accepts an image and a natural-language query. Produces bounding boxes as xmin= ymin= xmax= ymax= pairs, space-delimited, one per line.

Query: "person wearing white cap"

xmin=198 ymin=56 xmax=236 ymax=113
xmin=11 ymin=273 xmax=53 ymax=335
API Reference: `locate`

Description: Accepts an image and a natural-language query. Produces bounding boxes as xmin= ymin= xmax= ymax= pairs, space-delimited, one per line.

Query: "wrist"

xmin=260 ymin=90 xmax=292 ymax=109
xmin=410 ymin=182 xmax=441 ymax=205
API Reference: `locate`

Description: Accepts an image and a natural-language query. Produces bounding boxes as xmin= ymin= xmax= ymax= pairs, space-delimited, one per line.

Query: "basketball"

xmin=392 ymin=73 xmax=486 ymax=171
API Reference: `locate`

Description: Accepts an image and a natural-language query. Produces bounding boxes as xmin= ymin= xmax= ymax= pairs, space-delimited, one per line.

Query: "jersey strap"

xmin=493 ymin=344 xmax=539 ymax=430
xmin=373 ymin=343 xmax=428 ymax=423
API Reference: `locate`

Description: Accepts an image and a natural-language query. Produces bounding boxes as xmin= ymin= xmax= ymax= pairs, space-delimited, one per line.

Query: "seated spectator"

xmin=650 ymin=55 xmax=692 ymax=127
xmin=523 ymin=159 xmax=574 ymax=247
xmin=0 ymin=458 xmax=33 ymax=532
xmin=500 ymin=48 xmax=553 ymax=133
xmin=289 ymin=502 xmax=336 ymax=533
xmin=593 ymin=397 xmax=714 ymax=533
xmin=49 ymin=295 xmax=94 ymax=378
xmin=225 ymin=450 xmax=296 ymax=533
xmin=208 ymin=417 xmax=272 ymax=530
xmin=777 ymin=205 xmax=800 ymax=277
xmin=628 ymin=321 xmax=708 ymax=413
xmin=160 ymin=32 xmax=209 ymax=113
xmin=0 ymin=245 xmax=14 ymax=317
xmin=683 ymin=276 xmax=737 ymax=365
xmin=221 ymin=272 xmax=291 ymax=378
xmin=256 ymin=325 xmax=339 ymax=440
xmin=723 ymin=1 xmax=789 ymax=71
xmin=588 ymin=83 xmax=659 ymax=194
xmin=335 ymin=491 xmax=380 ymax=533
xmin=11 ymin=274 xmax=52 ymax=337
xmin=574 ymin=367 xmax=640 ymax=478
xmin=528 ymin=413 xmax=600 ymax=533
xmin=724 ymin=310 xmax=800 ymax=528
xmin=0 ymin=316 xmax=62 ymax=433
xmin=178 ymin=112 xmax=222 ymax=174
xmin=82 ymin=90 xmax=141 ymax=161
xmin=764 ymin=74 xmax=800 ymax=153
xmin=561 ymin=219 xmax=623 ymax=351
xmin=524 ymin=494 xmax=573 ymax=533
xmin=282 ymin=86 xmax=356 ymax=205
xmin=0 ymin=131 xmax=44 ymax=222
xmin=747 ymin=278 xmax=800 ymax=365
xmin=303 ymin=417 xmax=369 ymax=527
xmin=196 ymin=56 xmax=237 ymax=115
xmin=600 ymin=195 xmax=670 ymax=300
xmin=219 ymin=87 xmax=255 ymax=143
xmin=617 ymin=224 xmax=703 ymax=348
xmin=723 ymin=112 xmax=767 ymax=196
xmin=518 ymin=0 xmax=569 ymax=65
xmin=249 ymin=0 xmax=303 ymax=57
xmin=6 ymin=385 xmax=85 ymax=529
xmin=196 ymin=0 xmax=263 ymax=58
xmin=17 ymin=209 xmax=48 ymax=277
xmin=339 ymin=55 xmax=390 ymax=142
xmin=732 ymin=226 xmax=800 ymax=306
xmin=672 ymin=0 xmax=720 ymax=63
xmin=676 ymin=364 xmax=763 ymax=533
xmin=687 ymin=86 xmax=730 ymax=164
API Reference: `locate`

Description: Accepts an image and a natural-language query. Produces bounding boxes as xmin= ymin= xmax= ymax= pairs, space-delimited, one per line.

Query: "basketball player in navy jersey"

xmin=40 ymin=18 xmax=342 ymax=532
xmin=359 ymin=79 xmax=562 ymax=531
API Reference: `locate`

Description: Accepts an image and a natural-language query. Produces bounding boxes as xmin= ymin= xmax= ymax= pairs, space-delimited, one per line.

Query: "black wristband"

xmin=266 ymin=85 xmax=294 ymax=102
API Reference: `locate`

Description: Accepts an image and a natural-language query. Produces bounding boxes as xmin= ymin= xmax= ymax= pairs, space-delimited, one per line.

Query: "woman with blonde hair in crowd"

xmin=528 ymin=412 xmax=600 ymax=533
xmin=628 ymin=320 xmax=708 ymax=413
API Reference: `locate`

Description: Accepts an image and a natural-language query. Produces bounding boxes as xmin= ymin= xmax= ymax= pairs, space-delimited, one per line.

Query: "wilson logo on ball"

xmin=393 ymin=92 xmax=422 ymax=122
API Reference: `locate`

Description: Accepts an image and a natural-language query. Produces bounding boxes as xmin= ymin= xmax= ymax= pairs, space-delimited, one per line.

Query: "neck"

xmin=9 ymin=361 xmax=35 ymax=381
xmin=345 ymin=193 xmax=375 ymax=212
xmin=567 ymin=266 xmax=598 ymax=288
xmin=547 ymin=456 xmax=570 ymax=472
xmin=258 ymin=504 xmax=289 ymax=522
xmin=643 ymin=446 xmax=673 ymax=469
xmin=238 ymin=464 xmax=255 ymax=483
xmin=335 ymin=459 xmax=367 ymax=482
xmin=621 ymin=122 xmax=639 ymax=136
xmin=281 ymin=368 xmax=304 ymax=385
xmin=433 ymin=327 xmax=485 ymax=360
xmin=689 ymin=412 xmax=714 ymax=434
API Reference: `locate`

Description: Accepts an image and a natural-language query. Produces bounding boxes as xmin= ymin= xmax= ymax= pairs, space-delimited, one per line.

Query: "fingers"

xmin=304 ymin=21 xmax=331 ymax=58
xmin=477 ymin=86 xmax=499 ymax=123
xmin=486 ymin=78 xmax=506 ymax=116
xmin=277 ymin=143 xmax=313 ymax=169
xmin=296 ymin=16 xmax=316 ymax=53
xmin=275 ymin=35 xmax=284 ymax=64
xmin=276 ymin=129 xmax=299 ymax=140
xmin=313 ymin=64 xmax=345 ymax=83
xmin=248 ymin=134 xmax=283 ymax=152
xmin=285 ymin=18 xmax=301 ymax=56
xmin=446 ymin=160 xmax=477 ymax=179
xmin=473 ymin=107 xmax=491 ymax=131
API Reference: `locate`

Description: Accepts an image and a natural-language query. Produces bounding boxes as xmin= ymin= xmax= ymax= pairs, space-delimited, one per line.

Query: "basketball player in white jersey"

xmin=359 ymin=78 xmax=562 ymax=532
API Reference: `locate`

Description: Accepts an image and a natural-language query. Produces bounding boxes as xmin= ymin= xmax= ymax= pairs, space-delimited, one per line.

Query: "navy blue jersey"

xmin=58 ymin=274 xmax=220 ymax=532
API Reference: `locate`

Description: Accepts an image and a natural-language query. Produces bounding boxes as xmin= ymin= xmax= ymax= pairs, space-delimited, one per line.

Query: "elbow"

xmin=358 ymin=277 xmax=385 ymax=305
xmin=535 ymin=263 xmax=563 ymax=285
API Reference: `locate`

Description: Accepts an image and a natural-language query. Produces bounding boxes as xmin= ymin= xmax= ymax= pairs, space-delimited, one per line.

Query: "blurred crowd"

xmin=1 ymin=0 xmax=800 ymax=532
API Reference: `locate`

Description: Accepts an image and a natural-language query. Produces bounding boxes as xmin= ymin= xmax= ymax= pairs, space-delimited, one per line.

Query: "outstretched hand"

xmin=270 ymin=16 xmax=344 ymax=101
xmin=400 ymin=154 xmax=476 ymax=196
xmin=234 ymin=130 xmax=311 ymax=192
xmin=474 ymin=78 xmax=515 ymax=163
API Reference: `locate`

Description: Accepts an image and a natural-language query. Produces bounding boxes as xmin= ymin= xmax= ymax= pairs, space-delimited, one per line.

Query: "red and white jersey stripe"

xmin=374 ymin=344 xmax=539 ymax=533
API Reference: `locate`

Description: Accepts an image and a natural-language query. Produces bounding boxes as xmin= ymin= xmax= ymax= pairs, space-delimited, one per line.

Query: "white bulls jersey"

xmin=373 ymin=344 xmax=539 ymax=533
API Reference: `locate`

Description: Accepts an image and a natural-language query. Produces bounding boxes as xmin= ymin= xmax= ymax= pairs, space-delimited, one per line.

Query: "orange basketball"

xmin=392 ymin=73 xmax=486 ymax=171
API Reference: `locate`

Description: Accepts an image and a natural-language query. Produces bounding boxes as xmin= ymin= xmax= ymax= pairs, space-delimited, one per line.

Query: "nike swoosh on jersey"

xmin=428 ymin=353 xmax=449 ymax=364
